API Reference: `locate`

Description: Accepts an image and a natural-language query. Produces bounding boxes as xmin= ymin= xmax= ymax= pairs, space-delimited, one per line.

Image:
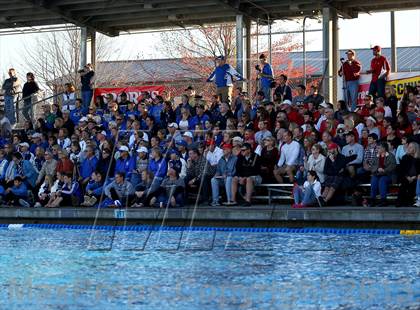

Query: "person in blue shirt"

xmin=79 ymin=146 xmax=98 ymax=186
xmin=256 ymin=53 xmax=274 ymax=101
xmin=81 ymin=171 xmax=104 ymax=207
xmin=190 ymin=104 xmax=210 ymax=129
xmin=3 ymin=176 xmax=29 ymax=207
xmin=147 ymin=147 xmax=167 ymax=195
xmin=70 ymin=99 xmax=88 ymax=125
xmin=125 ymin=101 xmax=138 ymax=119
xmin=115 ymin=145 xmax=135 ymax=180
xmin=11 ymin=152 xmax=38 ymax=189
xmin=148 ymin=96 xmax=164 ymax=126
xmin=175 ymin=94 xmax=195 ymax=119
xmin=207 ymin=56 xmax=244 ymax=104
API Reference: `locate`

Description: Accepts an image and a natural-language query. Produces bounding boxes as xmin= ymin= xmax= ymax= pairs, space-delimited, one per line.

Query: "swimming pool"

xmin=0 ymin=225 xmax=418 ymax=309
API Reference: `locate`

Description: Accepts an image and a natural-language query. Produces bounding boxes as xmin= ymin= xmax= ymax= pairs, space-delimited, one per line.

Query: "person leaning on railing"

xmin=1 ymin=68 xmax=21 ymax=125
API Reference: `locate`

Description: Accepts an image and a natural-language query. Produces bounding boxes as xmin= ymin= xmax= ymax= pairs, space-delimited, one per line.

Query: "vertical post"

xmin=268 ymin=19 xmax=272 ymax=63
xmin=89 ymin=29 xmax=96 ymax=68
xmin=80 ymin=27 xmax=88 ymax=68
xmin=303 ymin=16 xmax=307 ymax=87
xmin=236 ymin=15 xmax=244 ymax=76
xmin=331 ymin=10 xmax=339 ymax=104
xmin=245 ymin=18 xmax=251 ymax=91
xmin=322 ymin=7 xmax=337 ymax=104
xmin=390 ymin=11 xmax=397 ymax=72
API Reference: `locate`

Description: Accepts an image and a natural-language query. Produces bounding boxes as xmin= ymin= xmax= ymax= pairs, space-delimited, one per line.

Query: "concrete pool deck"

xmin=0 ymin=205 xmax=419 ymax=229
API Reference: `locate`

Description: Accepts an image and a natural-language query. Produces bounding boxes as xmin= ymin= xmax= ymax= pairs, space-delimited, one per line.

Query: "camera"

xmin=255 ymin=65 xmax=261 ymax=71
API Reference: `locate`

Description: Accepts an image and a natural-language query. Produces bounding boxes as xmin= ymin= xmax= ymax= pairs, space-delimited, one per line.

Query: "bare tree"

xmin=20 ymin=27 xmax=132 ymax=94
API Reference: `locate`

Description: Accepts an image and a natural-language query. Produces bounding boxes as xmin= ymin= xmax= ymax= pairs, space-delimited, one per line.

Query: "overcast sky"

xmin=0 ymin=10 xmax=419 ymax=79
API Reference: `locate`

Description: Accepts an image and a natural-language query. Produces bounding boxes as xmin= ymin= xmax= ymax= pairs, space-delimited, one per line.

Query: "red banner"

xmin=94 ymin=86 xmax=165 ymax=104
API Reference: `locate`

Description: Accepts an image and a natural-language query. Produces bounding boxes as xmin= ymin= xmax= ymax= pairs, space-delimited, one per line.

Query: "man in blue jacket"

xmin=3 ymin=176 xmax=29 ymax=207
xmin=207 ymin=56 xmax=244 ymax=104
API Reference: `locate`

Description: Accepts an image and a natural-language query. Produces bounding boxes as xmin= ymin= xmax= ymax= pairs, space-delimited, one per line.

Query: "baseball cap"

xmin=99 ymin=130 xmax=107 ymax=136
xmin=281 ymin=99 xmax=292 ymax=106
xmin=79 ymin=117 xmax=88 ymax=122
xmin=371 ymin=45 xmax=381 ymax=52
xmin=176 ymin=140 xmax=188 ymax=147
xmin=119 ymin=146 xmax=129 ymax=152
xmin=19 ymin=142 xmax=30 ymax=148
xmin=183 ymin=131 xmax=193 ymax=139
xmin=136 ymin=146 xmax=148 ymax=153
xmin=168 ymin=159 xmax=182 ymax=174
xmin=168 ymin=122 xmax=178 ymax=129
xmin=327 ymin=143 xmax=339 ymax=150
xmin=367 ymin=116 xmax=377 ymax=124
xmin=222 ymin=143 xmax=233 ymax=150
xmin=345 ymin=49 xmax=356 ymax=55
xmin=320 ymin=101 xmax=329 ymax=108
xmin=31 ymin=133 xmax=42 ymax=139
xmin=232 ymin=136 xmax=244 ymax=144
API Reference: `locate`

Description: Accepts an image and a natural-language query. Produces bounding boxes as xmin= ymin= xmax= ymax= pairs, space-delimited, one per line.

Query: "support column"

xmin=89 ymin=29 xmax=96 ymax=68
xmin=236 ymin=15 xmax=244 ymax=77
xmin=322 ymin=7 xmax=338 ymax=104
xmin=80 ymin=27 xmax=88 ymax=68
xmin=390 ymin=11 xmax=397 ymax=72
xmin=245 ymin=18 xmax=251 ymax=91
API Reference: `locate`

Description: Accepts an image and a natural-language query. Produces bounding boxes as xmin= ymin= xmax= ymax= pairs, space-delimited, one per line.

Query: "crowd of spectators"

xmin=0 ymin=49 xmax=420 ymax=209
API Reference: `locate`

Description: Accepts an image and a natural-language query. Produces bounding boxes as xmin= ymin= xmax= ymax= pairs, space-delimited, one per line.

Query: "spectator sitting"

xmin=102 ymin=172 xmax=135 ymax=208
xmin=2 ymin=176 xmax=29 ymax=207
xmin=369 ymin=142 xmax=396 ymax=207
xmin=47 ymin=173 xmax=80 ymax=208
xmin=81 ymin=171 xmax=104 ymax=207
xmin=397 ymin=142 xmax=420 ymax=207
xmin=34 ymin=176 xmax=52 ymax=208
xmin=231 ymin=143 xmax=262 ymax=206
xmin=303 ymin=85 xmax=324 ymax=108
xmin=186 ymin=148 xmax=210 ymax=203
xmin=79 ymin=146 xmax=98 ymax=186
xmin=274 ymin=130 xmax=301 ymax=183
xmin=255 ymin=120 xmax=272 ymax=145
xmin=365 ymin=116 xmax=380 ymax=138
xmin=292 ymin=170 xmax=322 ymax=208
xmin=259 ymin=136 xmax=279 ymax=183
xmin=152 ymin=160 xmax=185 ymax=208
xmin=320 ymin=143 xmax=357 ymax=205
xmin=341 ymin=131 xmax=364 ymax=178
xmin=56 ymin=149 xmax=74 ymax=175
xmin=9 ymin=152 xmax=38 ymax=189
xmin=210 ymin=143 xmax=237 ymax=206
xmin=304 ymin=143 xmax=326 ymax=184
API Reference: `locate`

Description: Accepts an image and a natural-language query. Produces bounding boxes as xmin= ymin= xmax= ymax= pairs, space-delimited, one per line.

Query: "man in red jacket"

xmin=338 ymin=49 xmax=362 ymax=112
xmin=367 ymin=45 xmax=390 ymax=100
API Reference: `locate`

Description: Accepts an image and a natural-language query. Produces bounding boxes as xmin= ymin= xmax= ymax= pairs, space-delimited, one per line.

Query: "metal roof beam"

xmin=219 ymin=0 xmax=270 ymax=23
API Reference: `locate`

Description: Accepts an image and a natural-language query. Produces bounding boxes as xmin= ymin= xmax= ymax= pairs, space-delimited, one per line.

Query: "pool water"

xmin=0 ymin=227 xmax=419 ymax=309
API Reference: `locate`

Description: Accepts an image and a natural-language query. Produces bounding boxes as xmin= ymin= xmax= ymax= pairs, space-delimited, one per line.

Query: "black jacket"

xmin=235 ymin=153 xmax=261 ymax=177
xmin=324 ymin=153 xmax=357 ymax=177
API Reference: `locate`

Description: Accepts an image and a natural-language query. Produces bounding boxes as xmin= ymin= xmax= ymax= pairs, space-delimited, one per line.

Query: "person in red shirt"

xmin=281 ymin=100 xmax=304 ymax=126
xmin=338 ymin=49 xmax=362 ymax=112
xmin=367 ymin=45 xmax=390 ymax=100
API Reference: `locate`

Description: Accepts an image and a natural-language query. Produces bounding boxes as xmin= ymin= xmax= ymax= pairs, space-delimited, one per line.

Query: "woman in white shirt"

xmin=178 ymin=108 xmax=191 ymax=131
xmin=292 ymin=170 xmax=322 ymax=208
xmin=304 ymin=143 xmax=326 ymax=183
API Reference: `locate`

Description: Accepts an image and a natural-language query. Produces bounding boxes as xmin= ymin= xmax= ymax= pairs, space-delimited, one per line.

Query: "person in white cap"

xmin=183 ymin=131 xmax=194 ymax=148
xmin=167 ymin=122 xmax=183 ymax=144
xmin=18 ymin=142 xmax=34 ymax=162
xmin=131 ymin=146 xmax=149 ymax=187
xmin=365 ymin=116 xmax=380 ymax=138
xmin=115 ymin=145 xmax=135 ymax=180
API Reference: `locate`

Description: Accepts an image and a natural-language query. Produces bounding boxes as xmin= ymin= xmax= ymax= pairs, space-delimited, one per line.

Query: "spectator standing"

xmin=1 ymin=68 xmax=21 ymax=124
xmin=207 ymin=56 xmax=244 ymax=104
xmin=21 ymin=72 xmax=40 ymax=121
xmin=367 ymin=45 xmax=390 ymax=99
xmin=256 ymin=53 xmax=274 ymax=101
xmin=79 ymin=63 xmax=95 ymax=110
xmin=273 ymin=74 xmax=292 ymax=103
xmin=62 ymin=83 xmax=76 ymax=112
xmin=338 ymin=49 xmax=362 ymax=112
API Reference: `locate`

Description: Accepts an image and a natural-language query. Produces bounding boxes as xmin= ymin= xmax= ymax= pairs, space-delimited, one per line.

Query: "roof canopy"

xmin=0 ymin=0 xmax=419 ymax=36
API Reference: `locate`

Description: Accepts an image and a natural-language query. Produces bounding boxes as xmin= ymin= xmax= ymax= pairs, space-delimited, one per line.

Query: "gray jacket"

xmin=370 ymin=153 xmax=396 ymax=176
xmin=105 ymin=180 xmax=135 ymax=199
xmin=37 ymin=159 xmax=57 ymax=184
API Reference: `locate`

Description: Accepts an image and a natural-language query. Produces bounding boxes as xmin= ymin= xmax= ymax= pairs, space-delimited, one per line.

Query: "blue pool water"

xmin=0 ymin=227 xmax=419 ymax=309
